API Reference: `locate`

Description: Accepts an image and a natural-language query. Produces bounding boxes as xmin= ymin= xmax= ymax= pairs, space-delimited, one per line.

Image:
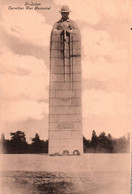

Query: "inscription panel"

xmin=57 ymin=123 xmax=74 ymax=129
xmin=49 ymin=122 xmax=81 ymax=131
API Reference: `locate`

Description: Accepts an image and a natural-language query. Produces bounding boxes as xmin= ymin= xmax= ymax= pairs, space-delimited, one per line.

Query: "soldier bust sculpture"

xmin=49 ymin=5 xmax=83 ymax=155
xmin=52 ymin=5 xmax=79 ymax=32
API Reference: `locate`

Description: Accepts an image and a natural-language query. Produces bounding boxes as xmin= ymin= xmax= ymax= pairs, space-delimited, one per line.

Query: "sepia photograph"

xmin=0 ymin=0 xmax=131 ymax=193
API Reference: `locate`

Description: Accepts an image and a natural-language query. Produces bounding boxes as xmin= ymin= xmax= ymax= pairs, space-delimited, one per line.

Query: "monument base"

xmin=49 ymin=136 xmax=83 ymax=156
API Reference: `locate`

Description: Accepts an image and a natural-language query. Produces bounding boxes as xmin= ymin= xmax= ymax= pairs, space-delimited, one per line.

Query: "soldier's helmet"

xmin=59 ymin=5 xmax=71 ymax=13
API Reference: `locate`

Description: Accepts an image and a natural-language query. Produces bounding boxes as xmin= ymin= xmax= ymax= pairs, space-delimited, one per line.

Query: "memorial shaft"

xmin=49 ymin=26 xmax=83 ymax=155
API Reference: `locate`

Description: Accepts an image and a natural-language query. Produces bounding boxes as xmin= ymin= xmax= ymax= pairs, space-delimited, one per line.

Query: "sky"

xmin=0 ymin=0 xmax=130 ymax=142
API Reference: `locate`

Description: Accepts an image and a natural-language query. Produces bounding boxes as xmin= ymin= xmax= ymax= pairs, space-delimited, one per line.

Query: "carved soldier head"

xmin=59 ymin=5 xmax=71 ymax=21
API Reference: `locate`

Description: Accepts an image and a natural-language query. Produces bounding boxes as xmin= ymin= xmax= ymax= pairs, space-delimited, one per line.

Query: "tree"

xmin=31 ymin=133 xmax=48 ymax=153
xmin=10 ymin=131 xmax=26 ymax=142
xmin=96 ymin=132 xmax=114 ymax=153
xmin=9 ymin=131 xmax=28 ymax=153
xmin=97 ymin=132 xmax=107 ymax=152
xmin=91 ymin=130 xmax=98 ymax=150
xmin=126 ymin=133 xmax=130 ymax=152
xmin=83 ymin=136 xmax=90 ymax=152
xmin=107 ymin=133 xmax=114 ymax=152
xmin=0 ymin=133 xmax=5 ymax=153
xmin=31 ymin=133 xmax=41 ymax=153
xmin=108 ymin=133 xmax=112 ymax=140
xmin=1 ymin=133 xmax=5 ymax=142
xmin=32 ymin=133 xmax=40 ymax=143
xmin=113 ymin=135 xmax=129 ymax=153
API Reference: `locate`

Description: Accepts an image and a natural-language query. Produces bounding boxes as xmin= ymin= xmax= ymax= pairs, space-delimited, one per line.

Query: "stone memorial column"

xmin=49 ymin=5 xmax=83 ymax=155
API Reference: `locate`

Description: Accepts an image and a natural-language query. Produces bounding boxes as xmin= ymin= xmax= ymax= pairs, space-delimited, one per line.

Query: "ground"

xmin=0 ymin=154 xmax=130 ymax=194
